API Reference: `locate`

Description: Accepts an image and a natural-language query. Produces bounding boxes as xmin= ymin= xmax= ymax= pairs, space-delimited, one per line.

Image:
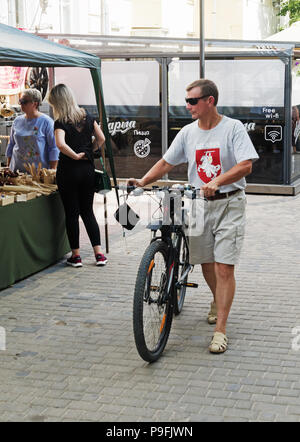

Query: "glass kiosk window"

xmin=291 ymin=60 xmax=300 ymax=181
xmin=168 ymin=59 xmax=285 ymax=185
xmin=101 ymin=60 xmax=161 ymax=179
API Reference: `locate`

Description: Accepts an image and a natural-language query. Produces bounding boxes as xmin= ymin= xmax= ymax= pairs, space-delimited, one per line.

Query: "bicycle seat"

xmin=146 ymin=220 xmax=163 ymax=231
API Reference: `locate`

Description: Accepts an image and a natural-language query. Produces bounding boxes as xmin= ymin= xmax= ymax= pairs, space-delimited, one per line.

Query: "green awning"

xmin=0 ymin=23 xmax=100 ymax=69
xmin=0 ymin=23 xmax=118 ymax=196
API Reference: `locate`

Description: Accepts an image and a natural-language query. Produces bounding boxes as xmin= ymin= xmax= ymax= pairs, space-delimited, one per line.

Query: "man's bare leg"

xmin=214 ymin=262 xmax=235 ymax=335
xmin=201 ymin=262 xmax=217 ymax=301
xmin=201 ymin=262 xmax=217 ymax=324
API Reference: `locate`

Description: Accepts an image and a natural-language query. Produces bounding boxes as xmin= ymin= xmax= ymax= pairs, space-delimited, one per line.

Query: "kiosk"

xmin=40 ymin=33 xmax=300 ymax=194
xmin=0 ymin=24 xmax=115 ymax=290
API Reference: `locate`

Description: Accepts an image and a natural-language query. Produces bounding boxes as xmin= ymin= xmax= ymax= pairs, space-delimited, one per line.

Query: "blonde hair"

xmin=22 ymin=88 xmax=42 ymax=107
xmin=48 ymin=83 xmax=85 ymax=125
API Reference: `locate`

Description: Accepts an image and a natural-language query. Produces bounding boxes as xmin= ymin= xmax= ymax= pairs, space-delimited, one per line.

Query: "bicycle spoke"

xmin=143 ymin=251 xmax=167 ymax=352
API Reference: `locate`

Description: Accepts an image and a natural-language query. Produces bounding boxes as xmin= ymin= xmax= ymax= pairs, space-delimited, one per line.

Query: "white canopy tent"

xmin=266 ymin=21 xmax=300 ymax=42
xmin=266 ymin=21 xmax=300 ymax=107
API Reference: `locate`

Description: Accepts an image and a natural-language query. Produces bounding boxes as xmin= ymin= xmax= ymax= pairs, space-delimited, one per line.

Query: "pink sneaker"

xmin=67 ymin=255 xmax=82 ymax=268
xmin=95 ymin=253 xmax=108 ymax=266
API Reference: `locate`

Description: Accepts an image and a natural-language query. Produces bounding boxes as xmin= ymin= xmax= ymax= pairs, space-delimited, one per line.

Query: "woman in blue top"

xmin=6 ymin=88 xmax=59 ymax=172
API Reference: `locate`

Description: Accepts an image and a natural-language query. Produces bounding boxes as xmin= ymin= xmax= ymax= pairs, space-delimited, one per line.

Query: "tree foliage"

xmin=278 ymin=1 xmax=300 ymax=25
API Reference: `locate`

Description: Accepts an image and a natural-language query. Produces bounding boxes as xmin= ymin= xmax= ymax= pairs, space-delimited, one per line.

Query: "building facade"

xmin=0 ymin=0 xmax=284 ymax=39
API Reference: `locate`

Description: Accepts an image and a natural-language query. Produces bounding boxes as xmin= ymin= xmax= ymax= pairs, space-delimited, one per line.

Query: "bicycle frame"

xmin=128 ymin=184 xmax=202 ymax=362
xmin=147 ymin=191 xmax=191 ymax=306
xmin=115 ymin=183 xmax=200 ymax=299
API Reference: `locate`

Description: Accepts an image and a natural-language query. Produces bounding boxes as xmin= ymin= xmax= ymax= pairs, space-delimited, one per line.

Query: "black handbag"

xmin=114 ymin=202 xmax=140 ymax=230
xmin=94 ymin=157 xmax=111 ymax=194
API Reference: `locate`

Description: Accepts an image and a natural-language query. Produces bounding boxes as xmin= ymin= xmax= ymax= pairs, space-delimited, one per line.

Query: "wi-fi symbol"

xmin=265 ymin=126 xmax=282 ymax=143
xmin=268 ymin=130 xmax=280 ymax=141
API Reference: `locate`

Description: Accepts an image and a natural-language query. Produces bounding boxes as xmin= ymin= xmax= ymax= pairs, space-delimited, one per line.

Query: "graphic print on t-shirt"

xmin=196 ymin=147 xmax=221 ymax=183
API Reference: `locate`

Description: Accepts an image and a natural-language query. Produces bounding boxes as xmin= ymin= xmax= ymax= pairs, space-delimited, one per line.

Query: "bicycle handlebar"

xmin=114 ymin=184 xmax=206 ymax=192
xmin=113 ymin=184 xmax=217 ymax=200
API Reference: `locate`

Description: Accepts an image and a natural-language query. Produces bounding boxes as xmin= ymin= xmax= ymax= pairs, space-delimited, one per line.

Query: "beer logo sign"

xmin=196 ymin=148 xmax=221 ymax=183
xmin=107 ymin=119 xmax=136 ymax=136
xmin=134 ymin=138 xmax=151 ymax=158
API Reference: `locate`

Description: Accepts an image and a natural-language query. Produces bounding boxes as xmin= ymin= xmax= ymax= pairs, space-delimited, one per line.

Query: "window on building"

xmin=88 ymin=0 xmax=101 ymax=34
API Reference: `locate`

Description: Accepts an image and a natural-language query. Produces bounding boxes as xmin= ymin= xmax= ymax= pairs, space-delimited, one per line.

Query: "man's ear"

xmin=208 ymin=96 xmax=215 ymax=106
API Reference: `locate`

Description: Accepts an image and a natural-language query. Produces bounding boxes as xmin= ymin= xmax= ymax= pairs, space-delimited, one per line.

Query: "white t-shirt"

xmin=163 ymin=115 xmax=259 ymax=192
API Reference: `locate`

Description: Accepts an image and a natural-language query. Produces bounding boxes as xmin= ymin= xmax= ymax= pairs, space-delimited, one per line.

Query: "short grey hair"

xmin=186 ymin=79 xmax=219 ymax=106
xmin=22 ymin=88 xmax=42 ymax=107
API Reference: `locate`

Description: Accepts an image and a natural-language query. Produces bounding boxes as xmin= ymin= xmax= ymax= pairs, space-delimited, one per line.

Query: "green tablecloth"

xmin=0 ymin=192 xmax=70 ymax=290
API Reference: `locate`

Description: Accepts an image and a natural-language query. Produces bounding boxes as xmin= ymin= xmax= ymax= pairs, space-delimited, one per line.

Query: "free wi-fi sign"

xmin=265 ymin=125 xmax=282 ymax=143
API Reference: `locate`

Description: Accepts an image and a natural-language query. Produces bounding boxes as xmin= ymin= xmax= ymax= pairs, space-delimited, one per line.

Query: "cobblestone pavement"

xmin=1 ymin=191 xmax=300 ymax=422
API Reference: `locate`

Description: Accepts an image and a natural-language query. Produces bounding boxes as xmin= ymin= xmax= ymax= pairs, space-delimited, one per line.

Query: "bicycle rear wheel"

xmin=174 ymin=233 xmax=189 ymax=316
xmin=133 ymin=241 xmax=173 ymax=362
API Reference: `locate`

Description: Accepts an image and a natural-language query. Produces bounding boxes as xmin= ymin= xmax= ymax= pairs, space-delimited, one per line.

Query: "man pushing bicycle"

xmin=128 ymin=79 xmax=259 ymax=353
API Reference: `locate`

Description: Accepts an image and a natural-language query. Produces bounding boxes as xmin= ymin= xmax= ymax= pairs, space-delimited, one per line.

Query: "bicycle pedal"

xmin=175 ymin=282 xmax=198 ymax=289
xmin=150 ymin=285 xmax=159 ymax=291
xmin=185 ymin=282 xmax=198 ymax=288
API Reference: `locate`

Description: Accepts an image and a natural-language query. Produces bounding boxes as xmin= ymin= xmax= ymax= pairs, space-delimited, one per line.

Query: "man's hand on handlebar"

xmin=201 ymin=179 xmax=220 ymax=198
xmin=127 ymin=178 xmax=144 ymax=188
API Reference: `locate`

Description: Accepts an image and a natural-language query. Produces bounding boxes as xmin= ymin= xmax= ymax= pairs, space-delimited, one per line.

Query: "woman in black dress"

xmin=48 ymin=83 xmax=107 ymax=267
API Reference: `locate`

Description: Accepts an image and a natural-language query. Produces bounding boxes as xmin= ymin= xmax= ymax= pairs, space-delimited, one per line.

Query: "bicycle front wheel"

xmin=133 ymin=241 xmax=173 ymax=363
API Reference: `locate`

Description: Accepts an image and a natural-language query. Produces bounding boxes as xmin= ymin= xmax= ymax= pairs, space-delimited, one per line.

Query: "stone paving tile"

xmin=1 ymin=192 xmax=300 ymax=422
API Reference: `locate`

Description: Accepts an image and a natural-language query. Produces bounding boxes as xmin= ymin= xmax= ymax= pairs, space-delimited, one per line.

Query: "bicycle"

xmin=117 ymin=185 xmax=204 ymax=363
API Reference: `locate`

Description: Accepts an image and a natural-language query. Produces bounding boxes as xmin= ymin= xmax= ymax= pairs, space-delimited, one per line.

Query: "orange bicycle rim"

xmin=160 ymin=313 xmax=166 ymax=333
xmin=147 ymin=259 xmax=155 ymax=274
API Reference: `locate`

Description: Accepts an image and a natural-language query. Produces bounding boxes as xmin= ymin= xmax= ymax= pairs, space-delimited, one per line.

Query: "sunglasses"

xmin=185 ymin=95 xmax=210 ymax=105
xmin=19 ymin=98 xmax=32 ymax=105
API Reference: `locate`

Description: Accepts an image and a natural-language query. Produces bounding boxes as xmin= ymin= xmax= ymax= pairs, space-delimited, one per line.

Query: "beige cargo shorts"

xmin=189 ymin=190 xmax=246 ymax=265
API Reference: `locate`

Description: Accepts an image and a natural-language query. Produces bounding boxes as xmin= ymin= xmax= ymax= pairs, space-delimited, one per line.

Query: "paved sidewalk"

xmin=1 ymin=191 xmax=300 ymax=422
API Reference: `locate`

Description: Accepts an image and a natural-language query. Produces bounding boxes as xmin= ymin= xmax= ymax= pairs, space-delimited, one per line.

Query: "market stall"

xmin=0 ymin=192 xmax=68 ymax=290
xmin=0 ymin=23 xmax=116 ymax=290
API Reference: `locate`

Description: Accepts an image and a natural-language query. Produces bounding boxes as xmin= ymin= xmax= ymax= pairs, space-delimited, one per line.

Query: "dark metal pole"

xmin=161 ymin=57 xmax=169 ymax=179
xmin=283 ymin=55 xmax=292 ymax=185
xmin=199 ymin=0 xmax=205 ymax=78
